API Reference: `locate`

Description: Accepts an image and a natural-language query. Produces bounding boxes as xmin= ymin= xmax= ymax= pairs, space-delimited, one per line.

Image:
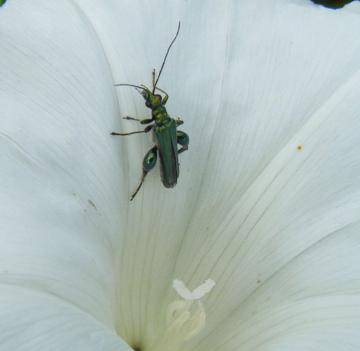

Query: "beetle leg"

xmin=123 ymin=116 xmax=153 ymax=125
xmin=131 ymin=145 xmax=158 ymax=201
xmin=176 ymin=131 xmax=189 ymax=154
xmin=123 ymin=116 xmax=141 ymax=122
xmin=175 ymin=118 xmax=184 ymax=126
xmin=152 ymin=69 xmax=156 ymax=88
xmin=111 ymin=124 xmax=153 ymax=136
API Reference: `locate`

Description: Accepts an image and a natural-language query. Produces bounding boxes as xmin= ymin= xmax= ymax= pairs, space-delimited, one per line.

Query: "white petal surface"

xmin=346 ymin=2 xmax=360 ymax=14
xmin=196 ymin=223 xmax=360 ymax=351
xmin=71 ymin=0 xmax=360 ymax=349
xmin=3 ymin=0 xmax=360 ymax=350
xmin=206 ymin=296 xmax=360 ymax=351
xmin=0 ymin=286 xmax=128 ymax=351
xmin=0 ymin=1 xmax=128 ymax=349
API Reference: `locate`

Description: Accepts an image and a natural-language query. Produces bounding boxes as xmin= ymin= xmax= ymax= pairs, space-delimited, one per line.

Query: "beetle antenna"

xmin=114 ymin=83 xmax=146 ymax=90
xmin=153 ymin=21 xmax=181 ymax=93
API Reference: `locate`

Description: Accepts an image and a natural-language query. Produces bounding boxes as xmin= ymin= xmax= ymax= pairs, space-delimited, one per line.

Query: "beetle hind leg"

xmin=131 ymin=146 xmax=158 ymax=201
xmin=176 ymin=131 xmax=189 ymax=154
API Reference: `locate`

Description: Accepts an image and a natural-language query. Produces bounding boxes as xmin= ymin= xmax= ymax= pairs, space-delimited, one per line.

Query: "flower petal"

xmin=345 ymin=2 xmax=360 ymax=14
xmin=200 ymin=295 xmax=360 ymax=351
xmin=0 ymin=285 xmax=129 ymax=351
xmin=0 ymin=0 xmax=126 ymax=345
xmin=71 ymin=0 xmax=360 ymax=348
xmin=194 ymin=223 xmax=360 ymax=351
xmin=6 ymin=0 xmax=360 ymax=349
xmin=171 ymin=2 xmax=360 ymax=345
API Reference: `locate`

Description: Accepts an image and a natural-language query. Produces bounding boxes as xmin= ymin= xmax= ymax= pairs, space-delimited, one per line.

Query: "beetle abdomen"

xmin=154 ymin=119 xmax=179 ymax=188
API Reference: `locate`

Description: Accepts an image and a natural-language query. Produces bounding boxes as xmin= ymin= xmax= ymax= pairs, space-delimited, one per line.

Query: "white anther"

xmin=173 ymin=279 xmax=215 ymax=300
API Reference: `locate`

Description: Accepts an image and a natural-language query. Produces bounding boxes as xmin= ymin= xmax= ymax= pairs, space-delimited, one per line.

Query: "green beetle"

xmin=111 ymin=22 xmax=189 ymax=200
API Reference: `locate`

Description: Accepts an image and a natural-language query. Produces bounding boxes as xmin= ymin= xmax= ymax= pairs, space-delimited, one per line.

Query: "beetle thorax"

xmin=152 ymin=106 xmax=169 ymax=125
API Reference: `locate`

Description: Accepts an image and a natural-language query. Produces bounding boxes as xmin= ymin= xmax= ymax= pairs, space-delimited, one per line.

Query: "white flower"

xmin=1 ymin=0 xmax=360 ymax=350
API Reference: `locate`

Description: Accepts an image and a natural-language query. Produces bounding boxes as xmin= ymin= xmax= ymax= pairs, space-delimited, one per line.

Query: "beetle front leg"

xmin=123 ymin=116 xmax=153 ymax=125
xmin=131 ymin=146 xmax=158 ymax=201
xmin=152 ymin=69 xmax=156 ymax=89
xmin=176 ymin=131 xmax=189 ymax=154
xmin=111 ymin=124 xmax=153 ymax=136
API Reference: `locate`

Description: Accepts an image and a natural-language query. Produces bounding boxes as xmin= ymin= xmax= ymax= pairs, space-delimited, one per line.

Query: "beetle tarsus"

xmin=130 ymin=172 xmax=147 ymax=201
xmin=123 ymin=116 xmax=141 ymax=121
xmin=178 ymin=145 xmax=188 ymax=154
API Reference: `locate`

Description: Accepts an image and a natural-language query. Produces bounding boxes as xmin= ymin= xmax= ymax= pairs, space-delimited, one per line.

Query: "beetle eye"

xmin=145 ymin=100 xmax=151 ymax=108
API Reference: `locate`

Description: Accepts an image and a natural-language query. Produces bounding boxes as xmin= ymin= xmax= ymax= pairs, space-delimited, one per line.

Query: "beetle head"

xmin=140 ymin=87 xmax=162 ymax=109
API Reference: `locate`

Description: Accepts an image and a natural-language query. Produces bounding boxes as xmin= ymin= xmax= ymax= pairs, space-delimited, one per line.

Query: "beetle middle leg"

xmin=131 ymin=145 xmax=158 ymax=201
xmin=176 ymin=130 xmax=189 ymax=154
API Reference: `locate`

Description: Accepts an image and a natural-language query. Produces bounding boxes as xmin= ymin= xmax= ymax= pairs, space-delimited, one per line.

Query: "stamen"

xmin=181 ymin=301 xmax=206 ymax=341
xmin=152 ymin=279 xmax=215 ymax=351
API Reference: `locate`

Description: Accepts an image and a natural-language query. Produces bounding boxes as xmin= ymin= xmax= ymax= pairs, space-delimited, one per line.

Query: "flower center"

xmin=150 ymin=279 xmax=215 ymax=351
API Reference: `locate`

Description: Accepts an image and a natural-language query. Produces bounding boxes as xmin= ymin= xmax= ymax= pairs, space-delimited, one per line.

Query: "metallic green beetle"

xmin=111 ymin=22 xmax=189 ymax=200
